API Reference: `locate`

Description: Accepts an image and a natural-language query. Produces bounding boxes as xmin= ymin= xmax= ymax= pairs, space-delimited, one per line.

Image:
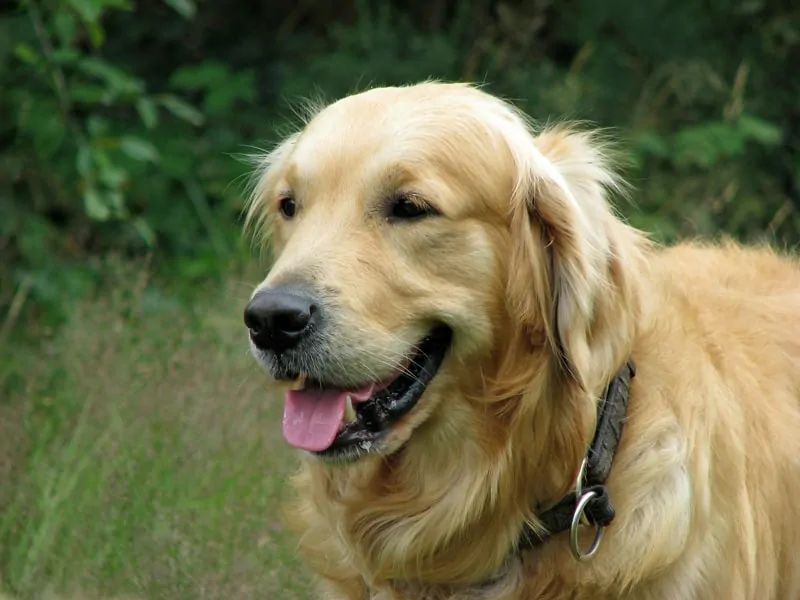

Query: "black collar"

xmin=518 ymin=359 xmax=636 ymax=555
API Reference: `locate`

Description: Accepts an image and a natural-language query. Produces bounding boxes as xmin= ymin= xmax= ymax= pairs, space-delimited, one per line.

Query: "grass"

xmin=0 ymin=262 xmax=312 ymax=599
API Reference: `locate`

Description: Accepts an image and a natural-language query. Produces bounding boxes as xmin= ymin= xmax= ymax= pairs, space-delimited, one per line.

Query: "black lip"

xmin=313 ymin=324 xmax=453 ymax=459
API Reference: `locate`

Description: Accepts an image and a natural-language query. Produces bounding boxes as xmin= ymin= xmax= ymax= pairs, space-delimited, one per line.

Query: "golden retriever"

xmin=242 ymin=81 xmax=800 ymax=599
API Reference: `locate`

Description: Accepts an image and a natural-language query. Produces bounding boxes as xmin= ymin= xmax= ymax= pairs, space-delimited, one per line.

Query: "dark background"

xmin=3 ymin=0 xmax=799 ymax=330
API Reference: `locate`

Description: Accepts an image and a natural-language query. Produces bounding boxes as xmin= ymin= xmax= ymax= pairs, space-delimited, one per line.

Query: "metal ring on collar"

xmin=575 ymin=457 xmax=588 ymax=497
xmin=574 ymin=457 xmax=593 ymax=528
xmin=569 ymin=489 xmax=604 ymax=562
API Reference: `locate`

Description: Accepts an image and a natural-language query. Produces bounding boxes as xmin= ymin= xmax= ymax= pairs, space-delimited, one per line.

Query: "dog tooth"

xmin=286 ymin=374 xmax=307 ymax=391
xmin=344 ymin=395 xmax=356 ymax=422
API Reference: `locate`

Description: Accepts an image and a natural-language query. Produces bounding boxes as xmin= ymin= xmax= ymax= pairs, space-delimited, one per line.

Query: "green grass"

xmin=0 ymin=263 xmax=312 ymax=599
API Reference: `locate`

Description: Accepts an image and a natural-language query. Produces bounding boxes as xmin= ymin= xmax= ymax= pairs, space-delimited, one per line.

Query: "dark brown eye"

xmin=388 ymin=194 xmax=437 ymax=222
xmin=278 ymin=196 xmax=296 ymax=219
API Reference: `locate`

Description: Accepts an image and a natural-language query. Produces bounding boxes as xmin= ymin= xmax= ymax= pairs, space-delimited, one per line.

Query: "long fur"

xmin=245 ymin=81 xmax=800 ymax=599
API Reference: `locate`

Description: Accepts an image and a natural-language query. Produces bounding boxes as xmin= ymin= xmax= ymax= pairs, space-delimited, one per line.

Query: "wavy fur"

xmin=245 ymin=82 xmax=800 ymax=600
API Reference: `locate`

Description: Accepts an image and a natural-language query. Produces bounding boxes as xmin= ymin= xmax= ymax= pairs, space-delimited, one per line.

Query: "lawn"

xmin=0 ymin=262 xmax=312 ymax=599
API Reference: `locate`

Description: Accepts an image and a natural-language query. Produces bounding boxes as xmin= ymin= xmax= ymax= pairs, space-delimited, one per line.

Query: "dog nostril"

xmin=243 ymin=306 xmax=267 ymax=335
xmin=244 ymin=290 xmax=319 ymax=352
xmin=276 ymin=304 xmax=315 ymax=334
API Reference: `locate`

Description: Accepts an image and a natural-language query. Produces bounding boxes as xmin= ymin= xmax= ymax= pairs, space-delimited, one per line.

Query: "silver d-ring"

xmin=575 ymin=457 xmax=588 ymax=497
xmin=574 ymin=458 xmax=592 ymax=527
xmin=569 ymin=490 xmax=604 ymax=562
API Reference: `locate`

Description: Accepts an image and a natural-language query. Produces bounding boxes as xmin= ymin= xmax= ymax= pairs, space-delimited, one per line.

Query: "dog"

xmin=242 ymin=81 xmax=800 ymax=599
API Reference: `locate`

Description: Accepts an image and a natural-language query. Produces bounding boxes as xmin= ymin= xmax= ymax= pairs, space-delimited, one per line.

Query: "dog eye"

xmin=278 ymin=196 xmax=297 ymax=219
xmin=388 ymin=195 xmax=437 ymax=222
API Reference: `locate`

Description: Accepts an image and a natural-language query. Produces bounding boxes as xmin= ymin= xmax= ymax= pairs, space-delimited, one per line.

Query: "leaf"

xmin=93 ymin=145 xmax=114 ymax=173
xmin=14 ymin=43 xmax=39 ymax=66
xmin=136 ymin=97 xmax=159 ymax=129
xmin=161 ymin=0 xmax=196 ymax=19
xmin=132 ymin=217 xmax=157 ymax=247
xmin=87 ymin=21 xmax=106 ymax=48
xmin=203 ymin=71 xmax=257 ymax=115
xmin=738 ymin=115 xmax=783 ymax=147
xmin=67 ymin=0 xmax=104 ymax=23
xmin=633 ymin=131 xmax=670 ymax=158
xmin=52 ymin=48 xmax=80 ymax=65
xmin=156 ymin=94 xmax=205 ymax=126
xmin=119 ymin=136 xmax=160 ymax=163
xmin=19 ymin=98 xmax=67 ymax=158
xmin=97 ymin=161 xmax=128 ymax=188
xmin=671 ymin=121 xmax=746 ymax=169
xmin=34 ymin=119 xmax=67 ymax=158
xmin=87 ymin=115 xmax=111 ymax=137
xmin=106 ymin=190 xmax=126 ymax=213
xmin=76 ymin=144 xmax=94 ymax=178
xmin=77 ymin=57 xmax=142 ymax=95
xmin=83 ymin=187 xmax=111 ymax=221
xmin=53 ymin=10 xmax=78 ymax=45
xmin=169 ymin=62 xmax=228 ymax=90
xmin=70 ymin=84 xmax=109 ymax=105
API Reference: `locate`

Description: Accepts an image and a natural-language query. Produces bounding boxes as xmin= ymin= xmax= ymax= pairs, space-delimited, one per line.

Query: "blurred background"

xmin=0 ymin=0 xmax=797 ymax=598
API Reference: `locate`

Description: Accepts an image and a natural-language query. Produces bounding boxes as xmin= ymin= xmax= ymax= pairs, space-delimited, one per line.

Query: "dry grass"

xmin=0 ymin=264 xmax=311 ymax=599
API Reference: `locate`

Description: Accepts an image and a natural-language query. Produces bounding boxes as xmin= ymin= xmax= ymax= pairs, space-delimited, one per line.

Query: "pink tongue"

xmin=282 ymin=383 xmax=376 ymax=452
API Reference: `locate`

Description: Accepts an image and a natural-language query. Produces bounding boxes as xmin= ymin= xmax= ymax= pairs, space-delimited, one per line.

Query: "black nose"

xmin=244 ymin=288 xmax=319 ymax=353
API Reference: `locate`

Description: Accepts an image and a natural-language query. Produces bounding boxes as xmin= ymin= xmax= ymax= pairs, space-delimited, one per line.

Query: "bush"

xmin=2 ymin=0 xmax=799 ymax=330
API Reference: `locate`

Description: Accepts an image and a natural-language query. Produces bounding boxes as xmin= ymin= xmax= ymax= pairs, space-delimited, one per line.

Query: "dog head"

xmin=244 ymin=82 xmax=644 ymax=466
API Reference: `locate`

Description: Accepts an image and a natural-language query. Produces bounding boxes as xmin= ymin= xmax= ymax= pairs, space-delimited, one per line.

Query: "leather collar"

xmin=518 ymin=359 xmax=636 ymax=555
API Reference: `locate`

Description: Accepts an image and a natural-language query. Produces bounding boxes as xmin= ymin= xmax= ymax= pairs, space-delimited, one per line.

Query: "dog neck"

xmin=517 ymin=359 xmax=636 ymax=553
xmin=287 ymin=353 xmax=632 ymax=588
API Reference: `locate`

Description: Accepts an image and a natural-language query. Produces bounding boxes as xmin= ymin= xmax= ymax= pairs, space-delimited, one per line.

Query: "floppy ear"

xmin=505 ymin=125 xmax=645 ymax=392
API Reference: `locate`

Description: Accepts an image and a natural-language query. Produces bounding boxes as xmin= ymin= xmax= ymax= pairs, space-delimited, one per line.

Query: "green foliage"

xmin=1 ymin=0 xmax=258 ymax=328
xmin=2 ymin=0 xmax=799 ymax=332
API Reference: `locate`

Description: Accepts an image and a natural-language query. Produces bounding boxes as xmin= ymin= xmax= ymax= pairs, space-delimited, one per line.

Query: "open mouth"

xmin=281 ymin=325 xmax=453 ymax=459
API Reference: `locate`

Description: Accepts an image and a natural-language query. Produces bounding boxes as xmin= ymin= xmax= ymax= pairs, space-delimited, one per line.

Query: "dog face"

xmin=244 ymin=82 xmax=637 ymax=464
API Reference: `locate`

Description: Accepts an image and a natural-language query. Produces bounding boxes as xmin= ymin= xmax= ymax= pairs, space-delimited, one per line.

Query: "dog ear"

xmin=505 ymin=124 xmax=644 ymax=391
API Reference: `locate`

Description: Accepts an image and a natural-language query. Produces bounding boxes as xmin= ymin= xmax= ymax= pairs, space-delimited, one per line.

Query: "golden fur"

xmin=245 ymin=81 xmax=800 ymax=599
